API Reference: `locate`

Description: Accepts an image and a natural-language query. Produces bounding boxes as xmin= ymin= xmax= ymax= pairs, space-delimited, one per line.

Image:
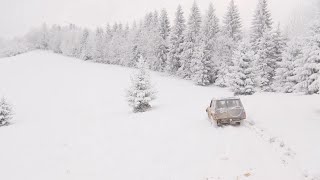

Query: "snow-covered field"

xmin=0 ymin=51 xmax=319 ymax=180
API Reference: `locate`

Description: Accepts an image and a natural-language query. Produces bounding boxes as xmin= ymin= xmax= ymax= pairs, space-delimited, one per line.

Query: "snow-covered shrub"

xmin=230 ymin=42 xmax=256 ymax=95
xmin=126 ymin=57 xmax=156 ymax=112
xmin=0 ymin=97 xmax=13 ymax=126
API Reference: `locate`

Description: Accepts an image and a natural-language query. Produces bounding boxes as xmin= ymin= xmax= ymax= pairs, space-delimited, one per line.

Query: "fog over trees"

xmin=0 ymin=0 xmax=319 ymax=95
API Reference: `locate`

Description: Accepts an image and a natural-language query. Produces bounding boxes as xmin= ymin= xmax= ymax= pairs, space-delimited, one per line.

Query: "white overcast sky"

xmin=0 ymin=0 xmax=316 ymax=39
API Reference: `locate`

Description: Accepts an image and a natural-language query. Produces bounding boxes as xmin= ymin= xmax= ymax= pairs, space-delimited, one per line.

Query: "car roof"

xmin=212 ymin=97 xmax=241 ymax=101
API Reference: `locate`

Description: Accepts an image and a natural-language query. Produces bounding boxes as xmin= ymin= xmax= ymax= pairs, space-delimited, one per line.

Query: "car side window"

xmin=210 ymin=100 xmax=214 ymax=108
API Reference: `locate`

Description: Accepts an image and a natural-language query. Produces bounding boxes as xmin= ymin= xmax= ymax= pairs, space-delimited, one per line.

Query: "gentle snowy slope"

xmin=0 ymin=51 xmax=319 ymax=180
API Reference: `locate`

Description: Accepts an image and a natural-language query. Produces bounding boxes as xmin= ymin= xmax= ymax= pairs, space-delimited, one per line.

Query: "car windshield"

xmin=216 ymin=99 xmax=242 ymax=109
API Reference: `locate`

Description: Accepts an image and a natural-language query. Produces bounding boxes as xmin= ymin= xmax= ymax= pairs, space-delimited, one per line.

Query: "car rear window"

xmin=226 ymin=99 xmax=242 ymax=108
xmin=216 ymin=100 xmax=227 ymax=109
xmin=216 ymin=99 xmax=242 ymax=109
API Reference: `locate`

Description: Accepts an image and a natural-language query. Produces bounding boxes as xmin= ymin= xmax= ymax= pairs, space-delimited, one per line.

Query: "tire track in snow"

xmin=243 ymin=119 xmax=320 ymax=180
xmin=205 ymin=123 xmax=258 ymax=180
xmin=243 ymin=120 xmax=296 ymax=165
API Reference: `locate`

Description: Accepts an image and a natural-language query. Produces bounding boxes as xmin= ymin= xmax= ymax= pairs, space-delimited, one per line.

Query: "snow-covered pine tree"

xmin=60 ymin=24 xmax=82 ymax=57
xmin=166 ymin=5 xmax=186 ymax=74
xmin=112 ymin=22 xmax=119 ymax=33
xmin=230 ymin=42 xmax=256 ymax=95
xmin=108 ymin=22 xmax=130 ymax=65
xmin=124 ymin=24 xmax=130 ymax=39
xmin=122 ymin=21 xmax=141 ymax=67
xmin=153 ymin=10 xmax=160 ymax=28
xmin=24 ymin=23 xmax=50 ymax=50
xmin=223 ymin=0 xmax=242 ymax=42
xmin=118 ymin=23 xmax=124 ymax=32
xmin=107 ymin=23 xmax=124 ymax=64
xmin=272 ymin=24 xmax=286 ymax=63
xmin=159 ymin=9 xmax=171 ymax=41
xmin=0 ymin=97 xmax=13 ymax=126
xmin=79 ymin=29 xmax=92 ymax=60
xmin=48 ymin=25 xmax=62 ymax=53
xmin=128 ymin=24 xmax=141 ymax=67
xmin=201 ymin=2 xmax=220 ymax=84
xmin=93 ymin=27 xmax=105 ymax=62
xmin=270 ymin=24 xmax=287 ymax=90
xmin=38 ymin=23 xmax=50 ymax=50
xmin=251 ymin=0 xmax=273 ymax=51
xmin=149 ymin=11 xmax=161 ymax=64
xmin=138 ymin=12 xmax=161 ymax=71
xmin=294 ymin=16 xmax=320 ymax=94
xmin=152 ymin=10 xmax=168 ymax=72
xmin=121 ymin=24 xmax=134 ymax=67
xmin=121 ymin=24 xmax=131 ymax=66
xmin=250 ymin=0 xmax=276 ymax=91
xmin=107 ymin=23 xmax=118 ymax=64
xmin=214 ymin=33 xmax=234 ymax=87
xmin=127 ymin=56 xmax=156 ymax=112
xmin=178 ymin=1 xmax=202 ymax=79
xmin=157 ymin=9 xmax=171 ymax=72
xmin=105 ymin=23 xmax=113 ymax=39
xmin=192 ymin=42 xmax=211 ymax=86
xmin=102 ymin=24 xmax=113 ymax=64
xmin=254 ymin=29 xmax=277 ymax=91
xmin=274 ymin=38 xmax=302 ymax=93
xmin=215 ymin=0 xmax=242 ymax=87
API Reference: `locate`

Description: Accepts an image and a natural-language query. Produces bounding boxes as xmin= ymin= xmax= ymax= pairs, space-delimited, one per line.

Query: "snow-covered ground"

xmin=0 ymin=51 xmax=319 ymax=180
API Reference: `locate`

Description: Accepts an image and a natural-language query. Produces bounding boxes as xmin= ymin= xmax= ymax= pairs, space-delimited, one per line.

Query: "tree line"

xmin=1 ymin=0 xmax=319 ymax=95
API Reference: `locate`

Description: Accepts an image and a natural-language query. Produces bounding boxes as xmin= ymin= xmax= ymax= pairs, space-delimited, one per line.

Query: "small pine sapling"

xmin=126 ymin=57 xmax=156 ymax=112
xmin=0 ymin=97 xmax=13 ymax=126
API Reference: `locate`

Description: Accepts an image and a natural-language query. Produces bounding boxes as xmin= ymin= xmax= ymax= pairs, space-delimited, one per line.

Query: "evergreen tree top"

xmin=251 ymin=0 xmax=273 ymax=43
xmin=160 ymin=9 xmax=171 ymax=40
xmin=223 ymin=0 xmax=242 ymax=42
xmin=202 ymin=2 xmax=219 ymax=43
xmin=174 ymin=5 xmax=185 ymax=26
xmin=171 ymin=5 xmax=186 ymax=36
xmin=187 ymin=1 xmax=202 ymax=33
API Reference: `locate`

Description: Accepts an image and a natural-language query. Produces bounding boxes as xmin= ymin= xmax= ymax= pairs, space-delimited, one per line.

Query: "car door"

xmin=206 ymin=100 xmax=213 ymax=117
xmin=208 ymin=100 xmax=215 ymax=118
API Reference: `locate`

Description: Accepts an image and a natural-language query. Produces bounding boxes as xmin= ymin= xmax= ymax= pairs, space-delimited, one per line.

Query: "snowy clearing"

xmin=0 ymin=51 xmax=319 ymax=180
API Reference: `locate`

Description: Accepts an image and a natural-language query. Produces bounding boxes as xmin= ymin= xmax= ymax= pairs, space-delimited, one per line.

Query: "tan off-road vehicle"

xmin=206 ymin=97 xmax=246 ymax=126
